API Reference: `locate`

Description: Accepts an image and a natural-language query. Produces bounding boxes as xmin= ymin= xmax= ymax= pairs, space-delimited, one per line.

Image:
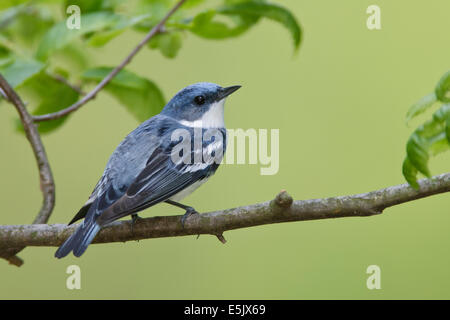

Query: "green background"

xmin=1 ymin=0 xmax=449 ymax=299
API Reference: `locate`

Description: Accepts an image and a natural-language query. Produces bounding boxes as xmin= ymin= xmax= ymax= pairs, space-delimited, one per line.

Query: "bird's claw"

xmin=130 ymin=213 xmax=141 ymax=233
xmin=181 ymin=207 xmax=198 ymax=228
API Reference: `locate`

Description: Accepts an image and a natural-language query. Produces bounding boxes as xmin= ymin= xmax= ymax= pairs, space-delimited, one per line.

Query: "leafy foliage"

xmin=0 ymin=0 xmax=302 ymax=134
xmin=148 ymin=31 xmax=183 ymax=59
xmin=403 ymin=71 xmax=450 ymax=189
xmin=219 ymin=1 xmax=301 ymax=50
xmin=36 ymin=11 xmax=121 ymax=60
xmin=17 ymin=72 xmax=80 ymax=133
xmin=0 ymin=57 xmax=44 ymax=88
xmin=82 ymin=67 xmax=165 ymax=122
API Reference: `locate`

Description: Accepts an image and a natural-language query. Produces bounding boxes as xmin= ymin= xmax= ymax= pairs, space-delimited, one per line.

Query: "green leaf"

xmin=432 ymin=103 xmax=450 ymax=146
xmin=134 ymin=0 xmax=184 ymax=29
xmin=406 ymin=133 xmax=430 ymax=177
xmin=36 ymin=11 xmax=121 ymax=61
xmin=428 ymin=132 xmax=450 ymax=156
xmin=0 ymin=56 xmax=13 ymax=67
xmin=0 ymin=4 xmax=26 ymax=27
xmin=148 ymin=31 xmax=183 ymax=58
xmin=136 ymin=0 xmax=202 ymax=17
xmin=0 ymin=0 xmax=28 ymax=10
xmin=446 ymin=117 xmax=450 ymax=144
xmin=403 ymin=73 xmax=450 ymax=187
xmin=433 ymin=103 xmax=450 ymax=123
xmin=405 ymin=93 xmax=439 ymax=124
xmin=0 ymin=45 xmax=13 ymax=67
xmin=219 ymin=1 xmax=302 ymax=50
xmin=88 ymin=14 xmax=151 ymax=47
xmin=54 ymin=43 xmax=90 ymax=71
xmin=183 ymin=0 xmax=206 ymax=8
xmin=180 ymin=1 xmax=301 ymax=51
xmin=435 ymin=71 xmax=450 ymax=103
xmin=183 ymin=9 xmax=257 ymax=39
xmin=403 ymin=103 xmax=450 ymax=185
xmin=63 ymin=0 xmax=121 ymax=12
xmin=1 ymin=5 xmax=54 ymax=49
xmin=81 ymin=67 xmax=165 ymax=121
xmin=16 ymin=72 xmax=79 ymax=133
xmin=0 ymin=57 xmax=44 ymax=88
xmin=64 ymin=0 xmax=105 ymax=13
xmin=434 ymin=103 xmax=450 ymax=143
xmin=402 ymin=157 xmax=419 ymax=190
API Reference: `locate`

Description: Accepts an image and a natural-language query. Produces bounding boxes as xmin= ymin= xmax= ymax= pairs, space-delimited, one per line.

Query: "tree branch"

xmin=47 ymin=72 xmax=85 ymax=95
xmin=1 ymin=173 xmax=448 ymax=252
xmin=0 ymin=74 xmax=56 ymax=266
xmin=31 ymin=0 xmax=187 ymax=122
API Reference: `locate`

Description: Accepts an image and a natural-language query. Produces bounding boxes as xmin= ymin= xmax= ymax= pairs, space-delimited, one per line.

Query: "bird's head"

xmin=161 ymin=82 xmax=241 ymax=128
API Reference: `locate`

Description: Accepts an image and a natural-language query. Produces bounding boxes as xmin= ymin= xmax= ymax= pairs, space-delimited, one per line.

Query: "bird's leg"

xmin=165 ymin=200 xmax=199 ymax=227
xmin=130 ymin=213 xmax=141 ymax=233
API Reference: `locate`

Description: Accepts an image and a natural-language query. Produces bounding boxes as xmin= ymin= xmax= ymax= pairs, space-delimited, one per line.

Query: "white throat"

xmin=179 ymin=100 xmax=225 ymax=128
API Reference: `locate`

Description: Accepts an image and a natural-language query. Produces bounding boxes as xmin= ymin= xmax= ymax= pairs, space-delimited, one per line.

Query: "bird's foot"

xmin=180 ymin=207 xmax=198 ymax=228
xmin=130 ymin=213 xmax=142 ymax=233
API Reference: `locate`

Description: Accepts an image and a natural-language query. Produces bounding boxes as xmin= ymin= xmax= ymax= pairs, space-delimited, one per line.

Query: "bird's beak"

xmin=217 ymin=85 xmax=241 ymax=101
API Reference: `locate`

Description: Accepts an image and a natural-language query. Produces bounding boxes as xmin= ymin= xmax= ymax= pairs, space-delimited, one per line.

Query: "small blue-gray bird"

xmin=55 ymin=82 xmax=240 ymax=258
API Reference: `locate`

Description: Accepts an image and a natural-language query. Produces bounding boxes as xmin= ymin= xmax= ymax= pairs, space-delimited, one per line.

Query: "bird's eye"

xmin=194 ymin=95 xmax=205 ymax=105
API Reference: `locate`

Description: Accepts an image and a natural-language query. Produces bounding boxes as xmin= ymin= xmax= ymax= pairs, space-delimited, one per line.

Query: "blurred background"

xmin=0 ymin=0 xmax=449 ymax=299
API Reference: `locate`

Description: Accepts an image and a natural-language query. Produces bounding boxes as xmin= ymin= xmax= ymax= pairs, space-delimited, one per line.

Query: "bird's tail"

xmin=55 ymin=218 xmax=101 ymax=258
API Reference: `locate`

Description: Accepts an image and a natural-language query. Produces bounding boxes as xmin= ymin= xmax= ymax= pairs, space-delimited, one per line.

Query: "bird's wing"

xmin=95 ymin=145 xmax=218 ymax=226
xmin=67 ymin=116 xmax=168 ymax=225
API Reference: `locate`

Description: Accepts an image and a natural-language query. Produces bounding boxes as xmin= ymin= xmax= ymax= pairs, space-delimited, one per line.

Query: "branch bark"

xmin=0 ymin=74 xmax=56 ymax=266
xmin=32 ymin=0 xmax=186 ymax=122
xmin=1 ymin=173 xmax=448 ymax=252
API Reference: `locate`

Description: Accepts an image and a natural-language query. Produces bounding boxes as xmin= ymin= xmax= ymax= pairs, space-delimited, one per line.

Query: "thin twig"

xmin=0 ymin=74 xmax=56 ymax=266
xmin=0 ymin=173 xmax=448 ymax=254
xmin=47 ymin=72 xmax=85 ymax=95
xmin=32 ymin=0 xmax=187 ymax=122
